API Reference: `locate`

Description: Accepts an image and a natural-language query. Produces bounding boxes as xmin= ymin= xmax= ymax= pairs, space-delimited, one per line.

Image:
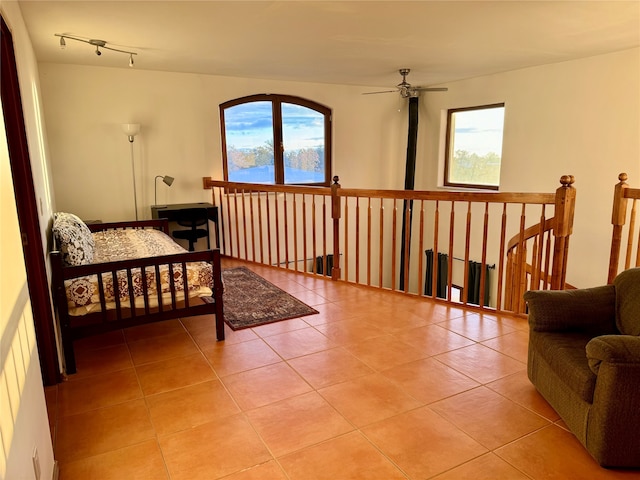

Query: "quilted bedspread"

xmin=64 ymin=228 xmax=213 ymax=316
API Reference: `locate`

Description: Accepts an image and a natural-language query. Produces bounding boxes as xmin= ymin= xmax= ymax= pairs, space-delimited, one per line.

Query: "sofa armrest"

xmin=586 ymin=335 xmax=640 ymax=375
xmin=524 ymin=285 xmax=617 ymax=334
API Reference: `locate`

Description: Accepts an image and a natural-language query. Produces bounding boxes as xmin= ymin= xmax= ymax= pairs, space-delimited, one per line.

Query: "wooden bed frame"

xmin=51 ymin=219 xmax=225 ymax=374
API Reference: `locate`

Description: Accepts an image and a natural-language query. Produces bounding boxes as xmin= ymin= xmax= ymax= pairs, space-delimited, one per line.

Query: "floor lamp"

xmin=122 ymin=123 xmax=140 ymax=220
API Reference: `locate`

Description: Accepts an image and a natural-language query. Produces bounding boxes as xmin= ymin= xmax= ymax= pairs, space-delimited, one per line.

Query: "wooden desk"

xmin=151 ymin=202 xmax=219 ymax=248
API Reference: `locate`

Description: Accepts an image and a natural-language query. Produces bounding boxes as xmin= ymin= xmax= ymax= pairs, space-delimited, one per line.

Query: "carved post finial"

xmin=559 ymin=175 xmax=575 ymax=188
xmin=618 ymin=172 xmax=628 ymax=184
xmin=333 ymin=175 xmax=340 ymax=185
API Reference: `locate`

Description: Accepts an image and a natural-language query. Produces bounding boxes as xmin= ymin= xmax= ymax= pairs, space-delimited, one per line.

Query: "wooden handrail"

xmin=203 ymin=174 xmax=576 ymax=316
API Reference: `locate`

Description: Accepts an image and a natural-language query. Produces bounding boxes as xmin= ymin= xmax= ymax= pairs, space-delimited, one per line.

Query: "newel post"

xmin=551 ymin=175 xmax=576 ymax=290
xmin=608 ymin=173 xmax=629 ymax=283
xmin=331 ymin=176 xmax=341 ymax=280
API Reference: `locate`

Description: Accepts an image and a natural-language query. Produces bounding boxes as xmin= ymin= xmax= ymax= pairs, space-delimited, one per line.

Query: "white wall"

xmin=1 ymin=2 xmax=57 ymax=479
xmin=419 ymin=48 xmax=639 ymax=287
xmin=40 ymin=48 xmax=639 ymax=288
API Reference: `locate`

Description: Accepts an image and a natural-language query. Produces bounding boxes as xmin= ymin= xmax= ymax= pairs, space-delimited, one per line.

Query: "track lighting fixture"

xmin=54 ymin=34 xmax=137 ymax=67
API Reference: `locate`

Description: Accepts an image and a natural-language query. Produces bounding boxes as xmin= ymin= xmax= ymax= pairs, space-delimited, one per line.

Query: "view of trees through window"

xmin=221 ymin=95 xmax=331 ymax=185
xmin=445 ymin=104 xmax=505 ymax=189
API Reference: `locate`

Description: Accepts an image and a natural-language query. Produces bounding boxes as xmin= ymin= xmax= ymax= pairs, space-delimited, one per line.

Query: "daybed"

xmin=51 ymin=213 xmax=225 ymax=374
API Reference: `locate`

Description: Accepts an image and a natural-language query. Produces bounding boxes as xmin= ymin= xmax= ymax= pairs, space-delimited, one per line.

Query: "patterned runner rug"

xmin=222 ymin=267 xmax=319 ymax=330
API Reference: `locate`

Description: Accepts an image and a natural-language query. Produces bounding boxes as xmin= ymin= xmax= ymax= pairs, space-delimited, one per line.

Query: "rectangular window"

xmin=444 ymin=103 xmax=505 ymax=190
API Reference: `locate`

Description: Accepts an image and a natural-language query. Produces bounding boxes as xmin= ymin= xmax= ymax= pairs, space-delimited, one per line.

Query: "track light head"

xmin=59 ymin=36 xmax=66 ymax=49
xmin=129 ymin=54 xmax=134 ymax=67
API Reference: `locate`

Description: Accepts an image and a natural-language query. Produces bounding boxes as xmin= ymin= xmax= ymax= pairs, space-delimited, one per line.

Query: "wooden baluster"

xmin=266 ymin=192 xmax=272 ymax=266
xmin=312 ymin=195 xmax=317 ymax=274
xmin=417 ymin=200 xmax=425 ymax=298
xmin=496 ymin=203 xmax=507 ymax=311
xmin=355 ymin=197 xmax=361 ymax=284
xmin=275 ymin=191 xmax=281 ymax=267
xmin=432 ymin=200 xmax=440 ymax=299
xmin=322 ymin=194 xmax=327 ymax=275
xmin=344 ymin=196 xmax=349 ymax=281
xmin=392 ymin=199 xmax=398 ymax=291
xmin=515 ymin=204 xmax=527 ymax=313
xmin=302 ymin=193 xmax=308 ymax=273
xmin=249 ymin=192 xmax=256 ymax=262
xmin=331 ymin=176 xmax=341 ymax=280
xmin=257 ymin=193 xmax=264 ymax=264
xmin=463 ymin=201 xmax=472 ymax=305
xmin=480 ymin=202 xmax=489 ymax=308
xmin=218 ymin=186 xmax=227 ymax=254
xmin=379 ymin=199 xmax=384 ymax=288
xmin=232 ymin=187 xmax=240 ymax=259
xmin=293 ymin=193 xmax=298 ymax=272
xmin=447 ymin=201 xmax=455 ymax=301
xmin=403 ymin=199 xmax=411 ymax=293
xmin=241 ymin=189 xmax=248 ymax=260
xmin=624 ymin=198 xmax=636 ymax=271
xmin=366 ymin=197 xmax=372 ymax=286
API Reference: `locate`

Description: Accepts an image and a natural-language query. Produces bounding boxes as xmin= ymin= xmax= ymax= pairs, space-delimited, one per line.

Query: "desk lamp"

xmin=154 ymin=175 xmax=175 ymax=207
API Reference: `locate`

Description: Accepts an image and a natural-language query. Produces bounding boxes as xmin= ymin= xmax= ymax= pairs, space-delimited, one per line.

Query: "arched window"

xmin=220 ymin=94 xmax=332 ymax=186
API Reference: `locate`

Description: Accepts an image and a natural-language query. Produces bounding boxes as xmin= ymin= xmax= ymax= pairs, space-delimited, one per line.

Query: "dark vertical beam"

xmin=1 ymin=16 xmax=61 ymax=385
xmin=399 ymin=96 xmax=419 ymax=290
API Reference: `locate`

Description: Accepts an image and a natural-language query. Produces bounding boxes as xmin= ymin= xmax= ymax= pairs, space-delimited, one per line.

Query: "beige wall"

xmin=419 ymin=48 xmax=639 ymax=287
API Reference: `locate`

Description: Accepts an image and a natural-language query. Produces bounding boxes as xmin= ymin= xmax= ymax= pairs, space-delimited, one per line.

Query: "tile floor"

xmin=45 ymin=259 xmax=639 ymax=479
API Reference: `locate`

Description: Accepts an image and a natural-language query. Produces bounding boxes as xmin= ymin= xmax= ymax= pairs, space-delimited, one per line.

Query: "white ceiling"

xmin=17 ymin=1 xmax=640 ymax=89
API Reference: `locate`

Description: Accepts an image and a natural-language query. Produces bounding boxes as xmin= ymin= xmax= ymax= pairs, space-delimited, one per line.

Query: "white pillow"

xmin=52 ymin=212 xmax=95 ymax=266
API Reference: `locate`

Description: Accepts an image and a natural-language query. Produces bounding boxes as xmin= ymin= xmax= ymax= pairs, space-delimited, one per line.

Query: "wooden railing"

xmin=203 ymin=175 xmax=576 ymax=315
xmin=608 ymin=173 xmax=640 ymax=283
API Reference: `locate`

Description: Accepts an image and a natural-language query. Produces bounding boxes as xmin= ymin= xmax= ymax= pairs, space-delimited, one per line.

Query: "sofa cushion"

xmin=52 ymin=212 xmax=95 ymax=266
xmin=529 ymin=331 xmax=596 ymax=402
xmin=613 ymin=268 xmax=640 ymax=336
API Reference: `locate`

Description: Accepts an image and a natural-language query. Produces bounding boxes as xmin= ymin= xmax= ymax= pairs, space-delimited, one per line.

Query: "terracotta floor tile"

xmin=204 ymin=338 xmax=281 ymax=377
xmin=381 ymin=357 xmax=479 ymax=404
xmin=246 ymin=391 xmax=353 ymax=456
xmin=429 ymin=386 xmax=550 ymax=449
xmin=57 ymin=368 xmax=142 ymax=417
xmin=252 ymin=317 xmax=313 ymax=338
xmin=435 ymin=343 xmax=526 ymax=384
xmin=319 ymin=373 xmax=422 ymax=427
xmin=496 ymin=424 xmax=632 ymax=479
xmin=123 ymin=318 xmax=186 ymax=343
xmin=58 ymin=439 xmax=168 ymax=480
xmin=486 ymin=370 xmax=561 ymax=421
xmin=362 ymin=406 xmax=488 ymax=479
xmin=127 ymin=330 xmax=200 ymax=365
xmin=393 ymin=323 xmax=475 ymax=356
xmin=55 ymin=399 xmax=154 ymax=463
xmin=481 ymin=329 xmax=530 ymax=363
xmin=302 ymin=301 xmax=355 ymax=325
xmin=430 ymin=452 xmax=531 ymax=480
xmin=313 ymin=317 xmax=387 ymax=345
xmin=344 ymin=334 xmax=427 ymax=370
xmin=439 ymin=313 xmax=518 ymax=341
xmin=136 ymin=352 xmax=216 ymax=395
xmin=73 ymin=329 xmax=126 ymax=352
xmin=159 ymin=414 xmax=272 ymax=480
xmin=278 ymin=431 xmax=407 ymax=480
xmin=70 ymin=343 xmax=133 ymax=380
xmin=190 ymin=322 xmax=259 ymax=349
xmin=221 ymin=460 xmax=289 ymax=479
xmin=287 ymin=289 xmax=330 ymax=307
xmin=288 ymin=347 xmax=374 ymax=389
xmin=262 ymin=327 xmax=335 ymax=359
xmin=146 ymin=380 xmax=239 ymax=436
xmin=222 ymin=362 xmax=312 ymax=410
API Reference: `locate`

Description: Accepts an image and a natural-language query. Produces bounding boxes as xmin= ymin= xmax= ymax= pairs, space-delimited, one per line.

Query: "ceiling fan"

xmin=363 ymin=68 xmax=448 ymax=98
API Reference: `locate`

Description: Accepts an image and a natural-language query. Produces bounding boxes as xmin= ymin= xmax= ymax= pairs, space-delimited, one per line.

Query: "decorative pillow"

xmin=613 ymin=267 xmax=640 ymax=336
xmin=52 ymin=212 xmax=95 ymax=266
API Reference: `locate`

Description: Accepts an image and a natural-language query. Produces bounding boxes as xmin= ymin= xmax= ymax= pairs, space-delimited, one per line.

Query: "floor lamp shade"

xmin=154 ymin=175 xmax=174 ymax=206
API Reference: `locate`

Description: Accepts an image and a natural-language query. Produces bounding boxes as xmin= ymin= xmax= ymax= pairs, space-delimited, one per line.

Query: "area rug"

xmin=221 ymin=267 xmax=319 ymax=330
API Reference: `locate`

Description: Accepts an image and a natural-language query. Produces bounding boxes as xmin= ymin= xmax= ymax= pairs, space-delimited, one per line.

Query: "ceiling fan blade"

xmin=362 ymin=89 xmax=397 ymax=95
xmin=414 ymin=87 xmax=449 ymax=92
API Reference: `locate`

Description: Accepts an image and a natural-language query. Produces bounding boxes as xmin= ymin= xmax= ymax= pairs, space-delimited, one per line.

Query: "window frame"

xmin=443 ymin=102 xmax=505 ymax=191
xmin=220 ymin=94 xmax=332 ymax=186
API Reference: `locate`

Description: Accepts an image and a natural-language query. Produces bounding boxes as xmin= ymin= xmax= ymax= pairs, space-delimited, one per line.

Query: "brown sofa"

xmin=524 ymin=267 xmax=640 ymax=468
